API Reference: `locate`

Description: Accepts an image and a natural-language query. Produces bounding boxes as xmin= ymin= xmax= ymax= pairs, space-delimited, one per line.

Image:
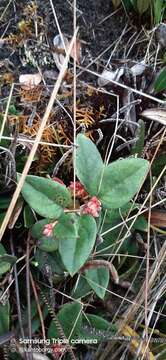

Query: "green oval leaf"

xmin=54 ymin=213 xmax=97 ymax=276
xmin=76 ymin=134 xmax=104 ymax=195
xmin=80 ymin=314 xmax=117 ymax=342
xmin=0 ymin=261 xmax=11 ymax=276
xmin=154 ymin=68 xmax=166 ymax=93
xmin=32 ymin=219 xmax=52 ymax=239
xmin=98 ymin=158 xmax=149 ymax=209
xmin=38 ymin=237 xmax=58 ymax=252
xmin=85 ymin=267 xmax=109 ymax=299
xmin=0 ymin=254 xmax=17 ymax=265
xmin=18 ymin=174 xmax=72 ymax=219
xmin=48 ymin=302 xmax=82 ymax=340
xmin=72 ymin=276 xmax=92 ymax=299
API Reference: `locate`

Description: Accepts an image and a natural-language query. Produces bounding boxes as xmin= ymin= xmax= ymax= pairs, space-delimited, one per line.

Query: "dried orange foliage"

xmin=76 ymin=106 xmax=95 ymax=128
xmin=4 ymin=20 xmax=33 ymax=46
xmin=8 ymin=112 xmax=58 ymax=170
xmin=8 ymin=115 xmax=29 ymax=127
xmin=2 ymin=72 xmax=15 ymax=84
xmin=8 ymin=84 xmax=105 ymax=172
xmin=23 ymin=1 xmax=38 ymax=17
xmin=20 ymin=86 xmax=43 ymax=103
xmin=3 ymin=2 xmax=43 ymax=46
xmin=19 ymin=115 xmax=58 ymax=167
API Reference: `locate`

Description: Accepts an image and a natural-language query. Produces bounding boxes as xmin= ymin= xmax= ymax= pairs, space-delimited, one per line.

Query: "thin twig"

xmin=0 ymin=135 xmax=74 ymax=149
xmin=73 ymin=0 xmax=77 ymax=209
xmin=0 ymin=83 xmax=14 ymax=141
xmin=77 ymin=66 xmax=166 ymax=104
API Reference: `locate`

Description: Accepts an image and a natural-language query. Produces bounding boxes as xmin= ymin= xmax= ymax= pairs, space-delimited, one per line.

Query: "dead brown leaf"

xmin=144 ymin=210 xmax=166 ymax=228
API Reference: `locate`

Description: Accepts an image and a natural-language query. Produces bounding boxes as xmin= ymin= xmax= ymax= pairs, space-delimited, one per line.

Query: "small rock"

xmin=19 ymin=73 xmax=42 ymax=90
xmin=98 ymin=67 xmax=124 ymax=86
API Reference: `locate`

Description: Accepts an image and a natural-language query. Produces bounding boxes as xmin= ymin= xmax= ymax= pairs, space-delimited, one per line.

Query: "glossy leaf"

xmin=98 ymin=158 xmax=149 ymax=209
xmin=55 ymin=213 xmax=97 ymax=276
xmin=48 ymin=302 xmax=82 ymax=339
xmin=154 ymin=68 xmax=166 ymax=93
xmin=18 ymin=174 xmax=72 ymax=219
xmin=76 ymin=134 xmax=104 ymax=195
xmin=85 ymin=267 xmax=109 ymax=299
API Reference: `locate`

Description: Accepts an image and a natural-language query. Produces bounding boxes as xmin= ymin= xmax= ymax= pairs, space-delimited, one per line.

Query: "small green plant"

xmin=18 ymin=134 xmax=149 ymax=300
xmin=0 ymin=133 xmax=150 ymax=351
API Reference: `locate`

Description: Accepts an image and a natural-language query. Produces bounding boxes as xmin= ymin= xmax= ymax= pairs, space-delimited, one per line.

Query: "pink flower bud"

xmin=43 ymin=223 xmax=54 ymax=237
xmin=81 ymin=196 xmax=101 ymax=217
xmin=69 ymin=181 xmax=88 ymax=199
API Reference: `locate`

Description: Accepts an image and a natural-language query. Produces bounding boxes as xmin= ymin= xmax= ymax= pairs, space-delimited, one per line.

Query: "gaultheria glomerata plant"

xmin=13 ymin=133 xmax=149 ymax=346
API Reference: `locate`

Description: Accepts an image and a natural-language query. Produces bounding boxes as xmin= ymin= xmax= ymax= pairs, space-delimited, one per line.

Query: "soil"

xmin=0 ymin=0 xmax=165 ymax=188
